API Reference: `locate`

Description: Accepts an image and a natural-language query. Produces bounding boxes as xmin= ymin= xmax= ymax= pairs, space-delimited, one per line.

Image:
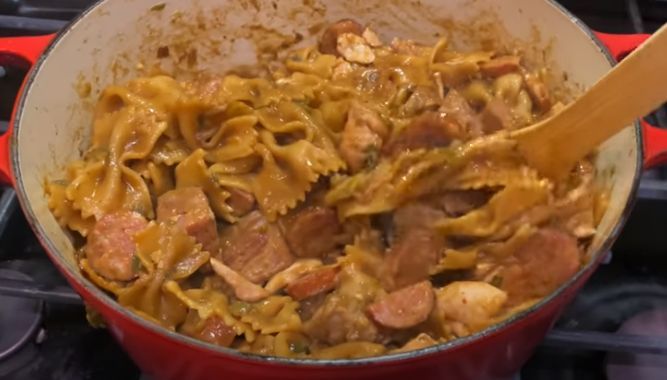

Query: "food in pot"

xmin=45 ymin=19 xmax=605 ymax=359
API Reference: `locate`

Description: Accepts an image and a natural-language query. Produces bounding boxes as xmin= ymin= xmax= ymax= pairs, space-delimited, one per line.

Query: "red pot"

xmin=0 ymin=1 xmax=666 ymax=379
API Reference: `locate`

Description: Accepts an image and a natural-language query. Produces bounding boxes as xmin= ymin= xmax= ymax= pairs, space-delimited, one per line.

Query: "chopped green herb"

xmin=150 ymin=3 xmax=166 ymax=11
xmin=490 ymin=275 xmax=503 ymax=288
xmin=289 ymin=341 xmax=310 ymax=354
xmin=364 ymin=145 xmax=380 ymax=170
xmin=131 ymin=255 xmax=142 ymax=274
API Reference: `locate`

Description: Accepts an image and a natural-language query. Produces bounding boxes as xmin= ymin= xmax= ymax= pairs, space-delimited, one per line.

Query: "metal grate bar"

xmin=544 ymin=329 xmax=667 ymax=354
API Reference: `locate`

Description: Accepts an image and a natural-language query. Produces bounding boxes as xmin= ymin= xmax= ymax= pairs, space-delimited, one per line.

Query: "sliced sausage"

xmin=339 ymin=102 xmax=388 ymax=172
xmin=319 ymin=19 xmax=364 ymax=55
xmin=440 ymin=89 xmax=484 ymax=137
xmin=157 ymin=187 xmax=220 ymax=254
xmin=210 ymin=258 xmax=270 ymax=302
xmin=433 ymin=190 xmax=493 ymax=217
xmin=286 ymin=266 xmax=340 ymax=301
xmin=383 ymin=228 xmax=443 ymax=290
xmin=525 ymin=75 xmax=552 ymax=112
xmin=480 ymin=56 xmax=521 ymax=78
xmin=281 ymin=206 xmax=341 ymax=258
xmin=501 ymin=228 xmax=581 ymax=304
xmin=220 ymin=211 xmax=294 ymax=284
xmin=226 ymin=187 xmax=255 ymax=217
xmin=384 ymin=111 xmax=463 ymax=155
xmin=434 ymin=281 xmax=508 ymax=336
xmin=85 ymin=211 xmax=148 ymax=281
xmin=367 ymin=281 xmax=434 ymax=329
xmin=196 ymin=315 xmax=236 ymax=347
xmin=480 ymin=98 xmax=513 ymax=133
xmin=392 ymin=202 xmax=446 ymax=236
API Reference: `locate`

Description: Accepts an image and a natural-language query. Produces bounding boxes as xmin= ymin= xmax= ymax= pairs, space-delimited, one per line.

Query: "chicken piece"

xmin=384 ymin=111 xmax=463 ymax=155
xmin=480 ymin=56 xmax=521 ymax=78
xmin=440 ymin=89 xmax=484 ymax=137
xmin=368 ymin=281 xmax=434 ymax=329
xmin=432 ymin=190 xmax=493 ymax=217
xmin=362 ymin=28 xmax=383 ymax=47
xmin=226 ymin=187 xmax=255 ymax=217
xmin=157 ymin=187 xmax=220 ymax=254
xmin=286 ymin=266 xmax=340 ymax=301
xmin=304 ymin=267 xmax=381 ymax=345
xmin=337 ymin=33 xmax=375 ymax=64
xmin=480 ymin=98 xmax=513 ymax=133
xmin=525 ymin=75 xmax=552 ymax=112
xmin=501 ymin=228 xmax=581 ymax=304
xmin=210 ymin=258 xmax=270 ymax=302
xmin=220 ymin=211 xmax=294 ymax=284
xmin=434 ymin=281 xmax=508 ymax=337
xmin=264 ymin=259 xmax=323 ymax=293
xmin=339 ymin=103 xmax=388 ymax=172
xmin=319 ymin=19 xmax=364 ymax=56
xmin=281 ymin=206 xmax=341 ymax=258
xmin=85 ymin=211 xmax=148 ymax=282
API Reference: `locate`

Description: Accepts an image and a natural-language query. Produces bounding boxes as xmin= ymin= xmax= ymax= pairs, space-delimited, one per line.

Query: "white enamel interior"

xmin=13 ymin=0 xmax=638 ymax=342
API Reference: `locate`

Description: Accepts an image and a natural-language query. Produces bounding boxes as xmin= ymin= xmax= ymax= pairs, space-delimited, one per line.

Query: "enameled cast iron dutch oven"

xmin=0 ymin=1 xmax=665 ymax=379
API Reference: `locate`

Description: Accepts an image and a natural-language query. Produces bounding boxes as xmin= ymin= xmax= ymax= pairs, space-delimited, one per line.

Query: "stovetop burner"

xmin=606 ymin=309 xmax=667 ymax=380
xmin=0 ymin=269 xmax=42 ymax=360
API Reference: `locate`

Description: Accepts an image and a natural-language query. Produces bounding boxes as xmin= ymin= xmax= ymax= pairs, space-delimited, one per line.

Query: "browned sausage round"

xmin=191 ymin=315 xmax=236 ymax=347
xmin=286 ymin=266 xmax=340 ymax=301
xmin=319 ymin=19 xmax=364 ymax=56
xmin=282 ymin=206 xmax=341 ymax=258
xmin=480 ymin=56 xmax=521 ymax=78
xmin=85 ymin=211 xmax=148 ymax=281
xmin=502 ymin=228 xmax=581 ymax=304
xmin=367 ymin=280 xmax=434 ymax=329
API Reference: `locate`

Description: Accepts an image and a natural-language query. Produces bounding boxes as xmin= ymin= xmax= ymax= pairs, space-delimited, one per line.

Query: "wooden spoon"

xmin=512 ymin=24 xmax=667 ymax=180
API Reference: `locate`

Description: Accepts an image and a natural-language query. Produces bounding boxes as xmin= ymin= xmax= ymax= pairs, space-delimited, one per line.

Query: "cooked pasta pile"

xmin=46 ymin=19 xmax=604 ymax=359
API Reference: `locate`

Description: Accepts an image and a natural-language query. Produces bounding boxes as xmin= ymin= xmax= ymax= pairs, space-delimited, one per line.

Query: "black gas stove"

xmin=1 ymin=1 xmax=667 ymax=379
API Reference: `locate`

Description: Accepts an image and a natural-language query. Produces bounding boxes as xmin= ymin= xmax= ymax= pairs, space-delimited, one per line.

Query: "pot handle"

xmin=595 ymin=31 xmax=667 ymax=170
xmin=0 ymin=34 xmax=55 ymax=185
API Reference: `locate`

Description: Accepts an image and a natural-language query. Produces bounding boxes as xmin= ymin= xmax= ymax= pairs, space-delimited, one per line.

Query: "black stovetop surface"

xmin=1 ymin=1 xmax=667 ymax=379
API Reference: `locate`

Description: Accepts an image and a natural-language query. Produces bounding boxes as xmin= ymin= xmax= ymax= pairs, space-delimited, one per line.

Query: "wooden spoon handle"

xmin=514 ymin=24 xmax=667 ymax=179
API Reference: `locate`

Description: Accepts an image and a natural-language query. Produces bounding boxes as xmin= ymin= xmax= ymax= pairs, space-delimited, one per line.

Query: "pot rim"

xmin=9 ymin=0 xmax=642 ymax=368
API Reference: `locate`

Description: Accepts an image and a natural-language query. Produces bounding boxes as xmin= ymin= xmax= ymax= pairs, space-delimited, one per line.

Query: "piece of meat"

xmin=337 ymin=33 xmax=375 ymax=64
xmin=383 ymin=228 xmax=443 ymax=290
xmin=480 ymin=98 xmax=513 ymax=133
xmin=501 ymin=228 xmax=581 ymax=304
xmin=392 ymin=202 xmax=446 ymax=236
xmin=220 ymin=211 xmax=295 ymax=284
xmin=434 ymin=281 xmax=508 ymax=337
xmin=286 ymin=266 xmax=340 ymax=301
xmin=480 ymin=56 xmax=521 ymax=78
xmin=525 ymin=75 xmax=552 ymax=112
xmin=226 ymin=187 xmax=255 ymax=217
xmin=195 ymin=315 xmax=236 ymax=347
xmin=440 ymin=89 xmax=484 ymax=137
xmin=264 ymin=259 xmax=323 ymax=293
xmin=298 ymin=292 xmax=328 ymax=321
xmin=304 ymin=266 xmax=383 ymax=345
xmin=210 ymin=258 xmax=270 ymax=302
xmin=384 ymin=111 xmax=463 ymax=155
xmin=433 ymin=190 xmax=493 ymax=217
xmin=281 ymin=206 xmax=341 ymax=258
xmin=367 ymin=281 xmax=434 ymax=329
xmin=85 ymin=211 xmax=148 ymax=281
xmin=319 ymin=19 xmax=364 ymax=55
xmin=157 ymin=187 xmax=220 ymax=254
xmin=339 ymin=102 xmax=388 ymax=172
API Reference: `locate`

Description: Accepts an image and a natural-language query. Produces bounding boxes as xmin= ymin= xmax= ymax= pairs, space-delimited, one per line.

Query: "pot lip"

xmin=10 ymin=0 xmax=643 ymax=368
